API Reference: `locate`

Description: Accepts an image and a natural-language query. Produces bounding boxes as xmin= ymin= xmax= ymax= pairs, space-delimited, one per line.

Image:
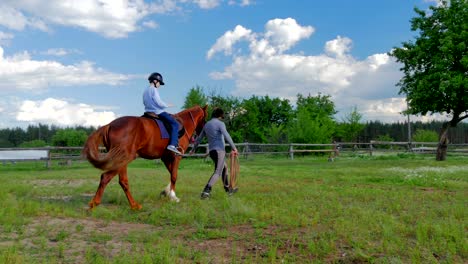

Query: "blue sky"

xmin=0 ymin=0 xmax=442 ymax=128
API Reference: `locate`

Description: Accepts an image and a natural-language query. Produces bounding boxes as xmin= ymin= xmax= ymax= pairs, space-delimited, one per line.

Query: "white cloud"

xmin=361 ymin=98 xmax=407 ymax=122
xmin=0 ymin=0 xmax=153 ymax=38
xmin=0 ymin=4 xmax=39 ymax=31
xmin=207 ymin=18 xmax=417 ymax=122
xmin=325 ymin=36 xmax=352 ymax=58
xmin=0 ymin=0 xmax=246 ymax=38
xmin=206 ymin=25 xmax=254 ymax=59
xmin=16 ymin=98 xmax=116 ymax=127
xmin=142 ymin=20 xmax=158 ymax=29
xmin=41 ymin=48 xmax=81 ymax=57
xmin=228 ymin=0 xmax=253 ymax=6
xmin=193 ymin=0 xmax=221 ymax=9
xmin=0 ymin=31 xmax=14 ymax=45
xmin=264 ymin=18 xmax=314 ymax=54
xmin=207 ymin=18 xmax=314 ymax=60
xmin=0 ymin=46 xmax=132 ymax=92
xmin=424 ymin=0 xmax=443 ymax=7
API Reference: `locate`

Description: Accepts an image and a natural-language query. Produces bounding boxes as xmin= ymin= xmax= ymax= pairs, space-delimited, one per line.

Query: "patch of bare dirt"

xmin=186 ymin=225 xmax=313 ymax=263
xmin=4 ymin=216 xmax=163 ymax=263
xmin=29 ymin=179 xmax=89 ymax=187
xmin=3 ymin=217 xmax=320 ymax=263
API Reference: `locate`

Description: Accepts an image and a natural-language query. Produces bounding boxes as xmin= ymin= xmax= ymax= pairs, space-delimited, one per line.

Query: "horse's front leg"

xmin=161 ymin=155 xmax=181 ymax=202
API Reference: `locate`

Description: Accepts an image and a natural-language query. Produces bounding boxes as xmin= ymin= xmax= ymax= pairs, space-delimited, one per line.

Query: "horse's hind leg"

xmin=118 ymin=166 xmax=142 ymax=210
xmin=89 ymin=170 xmax=118 ymax=209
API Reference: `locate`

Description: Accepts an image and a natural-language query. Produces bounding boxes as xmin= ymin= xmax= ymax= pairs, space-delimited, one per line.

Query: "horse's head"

xmin=177 ymin=105 xmax=207 ymax=139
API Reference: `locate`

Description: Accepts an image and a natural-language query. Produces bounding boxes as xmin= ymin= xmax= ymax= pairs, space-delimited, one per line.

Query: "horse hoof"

xmin=160 ymin=190 xmax=167 ymax=197
xmin=88 ymin=201 xmax=98 ymax=209
xmin=131 ymin=204 xmax=142 ymax=210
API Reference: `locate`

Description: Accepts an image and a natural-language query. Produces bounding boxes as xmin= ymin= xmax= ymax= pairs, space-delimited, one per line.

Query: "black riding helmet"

xmin=148 ymin=72 xmax=165 ymax=85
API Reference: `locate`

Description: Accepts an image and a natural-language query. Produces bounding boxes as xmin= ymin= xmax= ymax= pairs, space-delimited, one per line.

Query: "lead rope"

xmin=229 ymin=152 xmax=240 ymax=188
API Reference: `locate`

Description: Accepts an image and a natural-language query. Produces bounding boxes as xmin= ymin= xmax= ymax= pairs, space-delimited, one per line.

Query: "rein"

xmin=184 ymin=111 xmax=196 ymax=143
xmin=178 ymin=109 xmax=201 ymax=154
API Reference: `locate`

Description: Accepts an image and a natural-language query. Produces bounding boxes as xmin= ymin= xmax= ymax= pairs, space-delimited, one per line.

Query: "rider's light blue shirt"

xmin=143 ymin=85 xmax=168 ymax=114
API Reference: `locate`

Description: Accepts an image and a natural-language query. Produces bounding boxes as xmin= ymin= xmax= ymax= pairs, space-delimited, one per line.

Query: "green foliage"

xmin=337 ymin=106 xmax=365 ymax=142
xmin=375 ymin=134 xmax=394 ymax=142
xmin=19 ymin=140 xmax=47 ymax=148
xmin=266 ymin=124 xmax=288 ymax=144
xmin=7 ymin=128 xmax=26 ymax=147
xmin=0 ymin=138 xmax=14 ymax=147
xmin=288 ymin=108 xmax=335 ymax=144
xmin=182 ymin=85 xmax=208 ymax=109
xmin=390 ymin=0 xmax=468 ymax=123
xmin=412 ymin=129 xmax=439 ymax=142
xmin=296 ymin=93 xmax=337 ymax=117
xmin=51 ymin=129 xmax=87 ymax=147
xmin=288 ymin=93 xmax=336 ymax=143
xmin=206 ymin=93 xmax=293 ymax=143
xmin=206 ymin=93 xmax=243 ymax=142
xmin=0 ymin=123 xmax=60 ymax=147
xmin=236 ymin=98 xmax=264 ymax=142
xmin=374 ymin=134 xmax=394 ymax=149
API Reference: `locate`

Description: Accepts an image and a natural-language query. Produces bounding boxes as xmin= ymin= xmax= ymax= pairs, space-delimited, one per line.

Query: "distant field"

xmin=0 ymin=154 xmax=466 ymax=263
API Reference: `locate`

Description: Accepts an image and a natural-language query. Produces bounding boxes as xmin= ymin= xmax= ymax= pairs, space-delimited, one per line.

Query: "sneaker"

xmin=201 ymin=185 xmax=211 ymax=199
xmin=200 ymin=191 xmax=211 ymax=199
xmin=227 ymin=187 xmax=238 ymax=196
xmin=167 ymin=145 xmax=182 ymax=155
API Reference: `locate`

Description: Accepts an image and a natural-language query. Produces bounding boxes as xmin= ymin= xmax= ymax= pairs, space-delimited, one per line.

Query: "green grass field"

xmin=0 ymin=154 xmax=466 ymax=263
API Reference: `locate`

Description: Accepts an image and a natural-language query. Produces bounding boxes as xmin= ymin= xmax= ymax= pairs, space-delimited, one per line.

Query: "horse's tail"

xmin=82 ymin=125 xmax=127 ymax=171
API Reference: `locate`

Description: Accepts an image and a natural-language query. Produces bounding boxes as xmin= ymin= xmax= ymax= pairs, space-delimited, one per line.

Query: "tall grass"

xmin=0 ymin=154 xmax=466 ymax=263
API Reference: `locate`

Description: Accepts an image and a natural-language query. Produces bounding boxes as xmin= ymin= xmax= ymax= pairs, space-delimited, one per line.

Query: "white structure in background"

xmin=0 ymin=150 xmax=48 ymax=160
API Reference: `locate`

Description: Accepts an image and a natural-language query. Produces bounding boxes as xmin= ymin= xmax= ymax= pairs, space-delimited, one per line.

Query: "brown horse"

xmin=82 ymin=105 xmax=208 ymax=210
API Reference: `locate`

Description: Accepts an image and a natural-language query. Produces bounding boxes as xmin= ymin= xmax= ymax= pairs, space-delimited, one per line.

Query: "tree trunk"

xmin=436 ymin=122 xmax=450 ymax=161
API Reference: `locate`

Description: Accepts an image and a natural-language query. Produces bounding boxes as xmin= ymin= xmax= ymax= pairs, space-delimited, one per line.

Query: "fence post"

xmin=407 ymin=141 xmax=413 ymax=152
xmin=289 ymin=144 xmax=294 ymax=160
xmin=46 ymin=149 xmax=52 ymax=169
xmin=243 ymin=142 xmax=250 ymax=159
xmin=369 ymin=143 xmax=373 ymax=156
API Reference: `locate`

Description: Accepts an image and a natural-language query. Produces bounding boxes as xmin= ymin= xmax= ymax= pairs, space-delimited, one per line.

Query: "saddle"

xmin=142 ymin=112 xmax=185 ymax=139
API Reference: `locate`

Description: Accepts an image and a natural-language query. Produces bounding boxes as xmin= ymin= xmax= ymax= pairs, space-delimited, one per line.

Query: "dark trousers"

xmin=158 ymin=112 xmax=179 ymax=146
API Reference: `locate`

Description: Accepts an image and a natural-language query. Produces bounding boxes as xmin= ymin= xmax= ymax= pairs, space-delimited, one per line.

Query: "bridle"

xmin=183 ymin=107 xmax=205 ymax=144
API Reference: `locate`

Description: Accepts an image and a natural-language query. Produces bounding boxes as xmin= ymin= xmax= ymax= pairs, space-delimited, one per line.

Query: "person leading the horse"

xmin=190 ymin=107 xmax=238 ymax=199
xmin=143 ymin=72 xmax=181 ymax=155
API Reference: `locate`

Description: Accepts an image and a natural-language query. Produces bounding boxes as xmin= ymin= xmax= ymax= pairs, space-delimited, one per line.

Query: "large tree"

xmin=390 ymin=0 xmax=468 ymax=160
xmin=288 ymin=93 xmax=337 ymax=144
xmin=238 ymin=95 xmax=293 ymax=143
xmin=182 ymin=85 xmax=208 ymax=109
xmin=337 ymin=106 xmax=365 ymax=142
xmin=52 ymin=129 xmax=87 ymax=147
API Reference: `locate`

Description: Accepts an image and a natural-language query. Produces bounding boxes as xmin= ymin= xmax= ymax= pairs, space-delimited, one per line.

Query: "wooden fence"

xmin=1 ymin=142 xmax=468 ymax=167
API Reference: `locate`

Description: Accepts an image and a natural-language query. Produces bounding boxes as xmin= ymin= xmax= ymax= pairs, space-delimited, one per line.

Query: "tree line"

xmin=1 ymin=90 xmax=467 ymax=148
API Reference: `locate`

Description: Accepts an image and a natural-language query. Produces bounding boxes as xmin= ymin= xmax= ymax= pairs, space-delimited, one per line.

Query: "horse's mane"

xmin=177 ymin=105 xmax=202 ymax=116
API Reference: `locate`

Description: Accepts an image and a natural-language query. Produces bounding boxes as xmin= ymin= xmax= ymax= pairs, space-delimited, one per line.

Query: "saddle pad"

xmin=141 ymin=113 xmax=182 ymax=139
xmin=155 ymin=119 xmax=170 ymax=139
